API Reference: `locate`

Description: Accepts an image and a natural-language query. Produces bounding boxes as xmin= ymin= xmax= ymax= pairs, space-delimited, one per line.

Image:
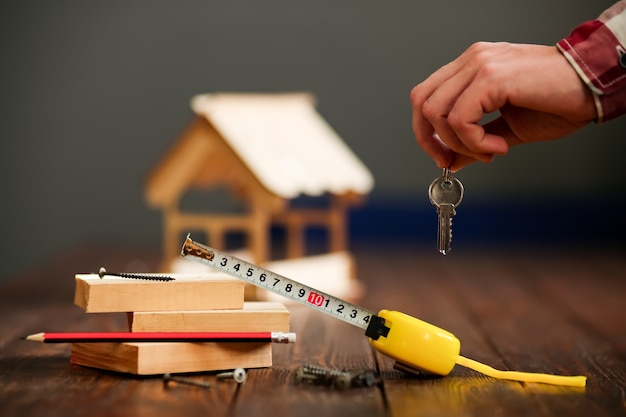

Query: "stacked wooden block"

xmin=71 ymin=272 xmax=290 ymax=375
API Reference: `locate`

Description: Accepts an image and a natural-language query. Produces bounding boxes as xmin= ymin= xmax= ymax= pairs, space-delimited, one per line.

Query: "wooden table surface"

xmin=1 ymin=242 xmax=625 ymax=417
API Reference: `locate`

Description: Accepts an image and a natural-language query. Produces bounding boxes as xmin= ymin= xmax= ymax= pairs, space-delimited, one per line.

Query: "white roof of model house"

xmin=190 ymin=92 xmax=374 ymax=199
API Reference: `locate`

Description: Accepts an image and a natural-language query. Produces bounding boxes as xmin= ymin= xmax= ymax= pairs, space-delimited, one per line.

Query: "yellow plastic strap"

xmin=456 ymin=355 xmax=587 ymax=387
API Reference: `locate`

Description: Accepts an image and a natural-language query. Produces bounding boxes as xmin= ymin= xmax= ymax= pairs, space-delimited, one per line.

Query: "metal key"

xmin=428 ymin=168 xmax=464 ymax=255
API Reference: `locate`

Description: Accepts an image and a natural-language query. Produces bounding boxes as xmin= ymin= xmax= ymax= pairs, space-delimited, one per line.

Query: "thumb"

xmin=483 ymin=116 xmax=522 ymax=148
xmin=450 ymin=116 xmax=518 ymax=171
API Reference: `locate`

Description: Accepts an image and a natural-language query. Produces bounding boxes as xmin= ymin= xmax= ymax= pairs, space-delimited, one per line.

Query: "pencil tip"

xmin=22 ymin=332 xmax=44 ymax=342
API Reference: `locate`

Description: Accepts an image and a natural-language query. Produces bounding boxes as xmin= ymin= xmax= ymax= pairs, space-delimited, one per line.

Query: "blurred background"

xmin=1 ymin=0 xmax=624 ymax=281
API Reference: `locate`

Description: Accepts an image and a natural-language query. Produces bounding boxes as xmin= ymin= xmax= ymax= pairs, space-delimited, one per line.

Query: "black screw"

xmin=163 ymin=373 xmax=211 ymax=389
xmin=98 ymin=267 xmax=175 ymax=282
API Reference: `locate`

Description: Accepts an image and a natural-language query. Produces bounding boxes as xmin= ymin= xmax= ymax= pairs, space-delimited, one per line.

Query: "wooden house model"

xmin=144 ymin=92 xmax=374 ymax=297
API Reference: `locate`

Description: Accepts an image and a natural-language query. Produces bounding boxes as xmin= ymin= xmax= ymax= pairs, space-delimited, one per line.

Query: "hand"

xmin=410 ymin=42 xmax=597 ymax=171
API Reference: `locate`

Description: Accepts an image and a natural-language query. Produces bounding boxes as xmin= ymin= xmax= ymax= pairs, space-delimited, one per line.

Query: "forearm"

xmin=557 ymin=1 xmax=626 ymax=122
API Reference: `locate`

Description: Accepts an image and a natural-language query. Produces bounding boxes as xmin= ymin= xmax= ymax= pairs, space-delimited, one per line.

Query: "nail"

xmin=163 ymin=373 xmax=211 ymax=389
xmin=216 ymin=368 xmax=247 ymax=383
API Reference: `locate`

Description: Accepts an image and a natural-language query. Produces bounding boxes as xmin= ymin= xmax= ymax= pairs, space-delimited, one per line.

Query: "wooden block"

xmin=129 ymin=302 xmax=290 ymax=332
xmin=74 ymin=273 xmax=244 ymax=313
xmin=70 ymin=342 xmax=272 ymax=375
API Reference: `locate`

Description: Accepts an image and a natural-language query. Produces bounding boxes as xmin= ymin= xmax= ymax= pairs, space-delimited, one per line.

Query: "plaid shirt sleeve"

xmin=557 ymin=1 xmax=626 ymax=122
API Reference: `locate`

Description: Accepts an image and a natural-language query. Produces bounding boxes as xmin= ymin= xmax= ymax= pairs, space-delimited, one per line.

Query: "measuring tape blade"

xmin=180 ymin=234 xmax=375 ymax=330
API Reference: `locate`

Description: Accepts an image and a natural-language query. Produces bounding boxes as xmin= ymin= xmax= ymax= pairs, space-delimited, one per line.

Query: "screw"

xmin=163 ymin=373 xmax=211 ymax=389
xmin=301 ymin=364 xmax=346 ymax=379
xmin=98 ymin=266 xmax=175 ymax=282
xmin=294 ymin=365 xmax=350 ymax=388
xmin=293 ymin=365 xmax=377 ymax=389
xmin=216 ymin=368 xmax=247 ymax=383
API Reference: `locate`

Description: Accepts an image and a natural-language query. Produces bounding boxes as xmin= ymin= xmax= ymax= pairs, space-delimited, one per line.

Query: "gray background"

xmin=1 ymin=0 xmax=624 ymax=280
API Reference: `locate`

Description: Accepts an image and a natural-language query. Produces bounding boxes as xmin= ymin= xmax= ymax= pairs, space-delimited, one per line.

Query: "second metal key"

xmin=428 ymin=168 xmax=464 ymax=255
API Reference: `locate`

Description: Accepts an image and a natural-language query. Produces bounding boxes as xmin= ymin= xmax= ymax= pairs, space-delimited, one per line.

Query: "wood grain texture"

xmin=1 ymin=243 xmax=625 ymax=417
xmin=70 ymin=341 xmax=273 ymax=375
xmin=74 ymin=273 xmax=244 ymax=312
xmin=129 ymin=302 xmax=290 ymax=332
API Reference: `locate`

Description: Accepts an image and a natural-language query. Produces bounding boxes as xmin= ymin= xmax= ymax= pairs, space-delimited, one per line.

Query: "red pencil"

xmin=23 ymin=331 xmax=296 ymax=344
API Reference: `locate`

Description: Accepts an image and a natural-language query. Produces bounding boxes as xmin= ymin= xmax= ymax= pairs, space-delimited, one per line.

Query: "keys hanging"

xmin=428 ymin=168 xmax=464 ymax=255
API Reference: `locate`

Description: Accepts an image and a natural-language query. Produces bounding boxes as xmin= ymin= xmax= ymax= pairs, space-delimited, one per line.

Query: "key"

xmin=428 ymin=168 xmax=464 ymax=255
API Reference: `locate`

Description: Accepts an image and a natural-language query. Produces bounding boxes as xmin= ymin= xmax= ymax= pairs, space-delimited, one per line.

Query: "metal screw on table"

xmin=98 ymin=267 xmax=175 ymax=282
xmin=162 ymin=373 xmax=211 ymax=389
xmin=294 ymin=364 xmax=378 ymax=389
xmin=299 ymin=364 xmax=353 ymax=389
xmin=216 ymin=368 xmax=247 ymax=383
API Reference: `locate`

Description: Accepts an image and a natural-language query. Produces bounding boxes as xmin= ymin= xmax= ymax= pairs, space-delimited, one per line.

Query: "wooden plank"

xmin=129 ymin=302 xmax=290 ymax=332
xmin=74 ymin=273 xmax=244 ymax=313
xmin=71 ymin=341 xmax=272 ymax=375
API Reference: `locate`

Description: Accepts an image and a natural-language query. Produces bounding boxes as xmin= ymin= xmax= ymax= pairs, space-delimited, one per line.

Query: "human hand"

xmin=410 ymin=42 xmax=597 ymax=171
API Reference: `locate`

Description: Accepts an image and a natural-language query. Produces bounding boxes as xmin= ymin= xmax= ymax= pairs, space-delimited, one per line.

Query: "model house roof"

xmin=189 ymin=92 xmax=374 ymax=199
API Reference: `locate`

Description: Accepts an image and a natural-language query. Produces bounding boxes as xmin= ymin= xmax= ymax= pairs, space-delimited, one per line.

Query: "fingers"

xmin=411 ymin=42 xmax=514 ymax=168
xmin=448 ymin=116 xmax=519 ymax=171
xmin=449 ymin=154 xmax=485 ymax=172
xmin=445 ymin=71 xmax=511 ymax=156
xmin=411 ymin=80 xmax=453 ymax=169
xmin=411 ymin=101 xmax=452 ymax=169
xmin=410 ymin=50 xmax=478 ymax=168
xmin=422 ymin=63 xmax=502 ymax=163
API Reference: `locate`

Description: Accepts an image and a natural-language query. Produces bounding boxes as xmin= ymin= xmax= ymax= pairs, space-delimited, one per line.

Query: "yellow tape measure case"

xmin=366 ymin=310 xmax=461 ymax=376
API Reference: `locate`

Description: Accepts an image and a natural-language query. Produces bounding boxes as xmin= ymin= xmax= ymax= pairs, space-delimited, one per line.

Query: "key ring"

xmin=442 ymin=167 xmax=451 ymax=183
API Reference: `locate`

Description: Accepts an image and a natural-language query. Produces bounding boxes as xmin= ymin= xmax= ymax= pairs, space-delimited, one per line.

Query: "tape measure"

xmin=180 ymin=234 xmax=586 ymax=387
xmin=181 ymin=234 xmax=374 ymax=330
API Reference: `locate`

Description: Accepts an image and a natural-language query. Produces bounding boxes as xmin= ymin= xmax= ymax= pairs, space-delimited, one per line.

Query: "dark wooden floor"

xmin=1 ymin=242 xmax=625 ymax=417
